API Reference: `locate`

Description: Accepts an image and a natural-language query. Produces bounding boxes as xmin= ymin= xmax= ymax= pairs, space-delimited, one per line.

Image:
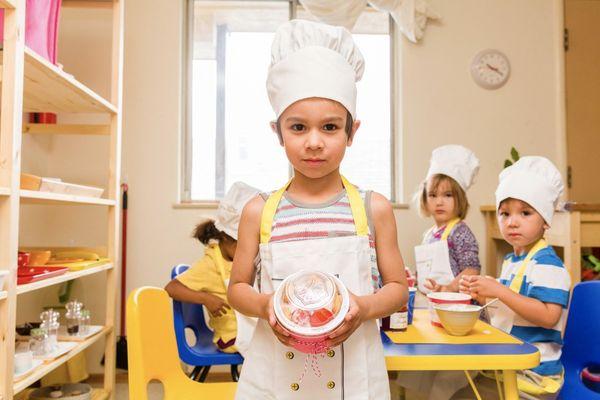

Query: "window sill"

xmin=173 ymin=202 xmax=410 ymax=210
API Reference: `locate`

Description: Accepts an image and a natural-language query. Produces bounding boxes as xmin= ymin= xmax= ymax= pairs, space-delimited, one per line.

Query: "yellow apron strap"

xmin=259 ymin=176 xmax=369 ymax=244
xmin=341 ymin=176 xmax=369 ymax=237
xmin=259 ymin=179 xmax=292 ymax=244
xmin=508 ymin=239 xmax=547 ymax=293
xmin=440 ymin=218 xmax=461 ymax=241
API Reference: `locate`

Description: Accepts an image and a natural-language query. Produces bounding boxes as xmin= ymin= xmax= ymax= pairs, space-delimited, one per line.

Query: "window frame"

xmin=180 ymin=0 xmax=399 ymax=204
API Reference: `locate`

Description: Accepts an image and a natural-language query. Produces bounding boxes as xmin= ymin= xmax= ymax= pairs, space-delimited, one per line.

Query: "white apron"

xmin=489 ymin=239 xmax=547 ymax=333
xmin=414 ymin=218 xmax=460 ymax=294
xmin=235 ymin=177 xmax=389 ymax=400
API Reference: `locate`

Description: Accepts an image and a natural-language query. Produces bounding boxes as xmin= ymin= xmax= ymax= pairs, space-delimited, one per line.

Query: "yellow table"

xmin=383 ymin=310 xmax=540 ymax=400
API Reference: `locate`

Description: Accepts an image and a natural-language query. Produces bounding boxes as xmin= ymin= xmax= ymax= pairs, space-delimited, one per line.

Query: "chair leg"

xmin=230 ymin=364 xmax=240 ymax=382
xmin=189 ymin=366 xmax=203 ymax=381
xmin=198 ymin=365 xmax=211 ymax=382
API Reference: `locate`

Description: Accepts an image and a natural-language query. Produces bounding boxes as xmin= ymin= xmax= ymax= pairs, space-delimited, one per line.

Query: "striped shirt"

xmin=499 ymin=246 xmax=571 ymax=375
xmin=267 ymin=189 xmax=381 ymax=290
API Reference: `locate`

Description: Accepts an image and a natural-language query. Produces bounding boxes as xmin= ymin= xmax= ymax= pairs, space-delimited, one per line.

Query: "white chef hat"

xmin=266 ymin=19 xmax=365 ymax=119
xmin=426 ymin=145 xmax=480 ymax=191
xmin=495 ymin=156 xmax=564 ymax=226
xmin=214 ymin=182 xmax=261 ymax=240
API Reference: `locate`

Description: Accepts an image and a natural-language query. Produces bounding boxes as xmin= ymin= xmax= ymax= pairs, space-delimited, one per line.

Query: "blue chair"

xmin=559 ymin=281 xmax=600 ymax=399
xmin=171 ymin=264 xmax=244 ymax=382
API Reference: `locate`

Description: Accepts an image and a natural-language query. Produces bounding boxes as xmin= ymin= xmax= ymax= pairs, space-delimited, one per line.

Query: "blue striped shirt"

xmin=499 ymin=246 xmax=571 ymax=375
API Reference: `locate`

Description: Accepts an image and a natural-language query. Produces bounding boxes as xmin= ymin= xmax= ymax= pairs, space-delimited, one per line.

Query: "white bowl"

xmin=426 ymin=292 xmax=472 ymax=326
xmin=434 ymin=303 xmax=481 ymax=336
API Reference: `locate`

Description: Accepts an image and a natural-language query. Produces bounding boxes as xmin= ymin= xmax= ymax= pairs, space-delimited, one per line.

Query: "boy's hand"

xmin=464 ymin=275 xmax=504 ymax=299
xmin=459 ymin=275 xmax=485 ymax=304
xmin=327 ymin=292 xmax=364 ymax=348
xmin=424 ymin=278 xmax=444 ymax=292
xmin=204 ymin=294 xmax=231 ymax=317
xmin=264 ymin=294 xmax=295 ymax=347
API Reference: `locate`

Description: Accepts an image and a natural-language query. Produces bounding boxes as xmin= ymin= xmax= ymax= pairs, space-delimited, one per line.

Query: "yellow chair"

xmin=127 ymin=287 xmax=237 ymax=400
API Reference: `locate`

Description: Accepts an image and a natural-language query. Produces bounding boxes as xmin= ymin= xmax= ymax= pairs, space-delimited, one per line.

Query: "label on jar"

xmin=389 ymin=311 xmax=408 ymax=330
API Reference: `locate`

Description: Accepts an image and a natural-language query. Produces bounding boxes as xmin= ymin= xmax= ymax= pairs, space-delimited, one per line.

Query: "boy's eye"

xmin=444 ymin=192 xmax=453 ymax=198
xmin=499 ymin=211 xmax=509 ymax=217
xmin=428 ymin=193 xmax=436 ymax=198
xmin=290 ymin=124 xmax=305 ymax=132
xmin=522 ymin=210 xmax=531 ymax=216
xmin=323 ymin=123 xmax=338 ymax=131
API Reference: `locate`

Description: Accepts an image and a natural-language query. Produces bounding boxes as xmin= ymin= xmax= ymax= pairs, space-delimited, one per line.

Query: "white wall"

xmin=20 ymin=0 xmax=566 ymax=374
xmin=394 ymin=0 xmax=566 ymax=269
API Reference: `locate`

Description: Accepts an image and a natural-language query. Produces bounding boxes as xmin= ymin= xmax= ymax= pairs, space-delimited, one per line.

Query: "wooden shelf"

xmin=0 ymin=47 xmax=117 ymax=114
xmin=23 ymin=123 xmax=110 ymax=136
xmin=13 ymin=327 xmax=112 ymax=394
xmin=17 ymin=263 xmax=113 ymax=295
xmin=20 ymin=190 xmax=115 ymax=206
xmin=0 ymin=187 xmax=10 ymax=196
xmin=63 ymin=0 xmax=114 ymax=8
xmin=0 ymin=0 xmax=16 ymax=8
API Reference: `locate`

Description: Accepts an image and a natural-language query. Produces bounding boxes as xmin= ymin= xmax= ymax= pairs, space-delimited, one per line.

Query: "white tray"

xmin=14 ymin=359 xmax=43 ymax=382
xmin=58 ymin=325 xmax=103 ymax=341
xmin=34 ymin=341 xmax=77 ymax=362
xmin=39 ymin=178 xmax=104 ymax=198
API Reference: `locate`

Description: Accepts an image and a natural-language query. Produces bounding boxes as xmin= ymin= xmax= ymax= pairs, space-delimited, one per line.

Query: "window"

xmin=183 ymin=0 xmax=395 ymax=201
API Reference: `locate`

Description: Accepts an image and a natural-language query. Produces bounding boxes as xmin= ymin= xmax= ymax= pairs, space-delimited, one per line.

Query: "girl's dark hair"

xmin=192 ymin=220 xmax=233 ymax=245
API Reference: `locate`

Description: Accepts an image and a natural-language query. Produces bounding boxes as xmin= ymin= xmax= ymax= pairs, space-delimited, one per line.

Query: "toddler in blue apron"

xmin=460 ymin=156 xmax=570 ymax=399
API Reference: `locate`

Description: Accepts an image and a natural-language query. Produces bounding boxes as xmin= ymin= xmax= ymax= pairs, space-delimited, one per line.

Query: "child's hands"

xmin=327 ymin=292 xmax=364 ymax=348
xmin=264 ymin=294 xmax=295 ymax=347
xmin=204 ymin=293 xmax=231 ymax=317
xmin=462 ymin=275 xmax=504 ymax=300
xmin=459 ymin=275 xmax=485 ymax=304
xmin=424 ymin=278 xmax=443 ymax=292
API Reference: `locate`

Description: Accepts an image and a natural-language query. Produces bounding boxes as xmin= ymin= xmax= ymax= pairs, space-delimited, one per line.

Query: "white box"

xmin=39 ymin=179 xmax=104 ymax=198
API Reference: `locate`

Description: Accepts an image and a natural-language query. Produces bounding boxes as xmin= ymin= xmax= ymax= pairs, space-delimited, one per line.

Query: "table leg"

xmin=502 ymin=370 xmax=518 ymax=400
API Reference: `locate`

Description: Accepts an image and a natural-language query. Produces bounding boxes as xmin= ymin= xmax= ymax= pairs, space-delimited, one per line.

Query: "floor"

xmin=89 ymin=372 xmax=488 ymax=400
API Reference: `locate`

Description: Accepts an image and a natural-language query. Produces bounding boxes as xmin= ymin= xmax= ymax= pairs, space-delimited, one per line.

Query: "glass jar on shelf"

xmin=40 ymin=309 xmax=60 ymax=351
xmin=65 ymin=300 xmax=83 ymax=336
xmin=79 ymin=309 xmax=91 ymax=336
xmin=30 ymin=327 xmax=51 ymax=356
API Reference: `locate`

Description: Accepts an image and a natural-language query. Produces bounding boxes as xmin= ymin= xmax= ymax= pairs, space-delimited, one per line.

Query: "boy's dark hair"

xmin=192 ymin=220 xmax=233 ymax=245
xmin=275 ymin=110 xmax=353 ymax=141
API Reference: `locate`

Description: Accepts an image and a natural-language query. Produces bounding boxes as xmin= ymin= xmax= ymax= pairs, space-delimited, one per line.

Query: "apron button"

xmin=285 ymin=351 xmax=295 ymax=360
xmin=326 ymin=349 xmax=335 ymax=358
xmin=290 ymin=383 xmax=300 ymax=391
xmin=327 ymin=381 xmax=335 ymax=389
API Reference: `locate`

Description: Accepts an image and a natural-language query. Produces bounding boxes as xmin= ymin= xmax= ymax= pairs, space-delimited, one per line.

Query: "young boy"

xmin=227 ymin=19 xmax=408 ymax=399
xmin=461 ymin=156 xmax=570 ymax=398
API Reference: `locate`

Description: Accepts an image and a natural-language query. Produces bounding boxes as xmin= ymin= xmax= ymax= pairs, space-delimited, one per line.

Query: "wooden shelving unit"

xmin=0 ymin=1 xmax=123 ymax=398
xmin=13 ymin=327 xmax=112 ymax=394
xmin=16 ymin=263 xmax=114 ymax=295
xmin=20 ymin=190 xmax=116 ymax=206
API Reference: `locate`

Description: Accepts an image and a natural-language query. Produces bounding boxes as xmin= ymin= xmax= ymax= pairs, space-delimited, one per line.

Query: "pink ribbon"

xmin=295 ymin=340 xmax=329 ymax=383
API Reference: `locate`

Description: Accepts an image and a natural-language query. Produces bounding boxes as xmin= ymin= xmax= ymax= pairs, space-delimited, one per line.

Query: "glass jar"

xmin=30 ymin=328 xmax=50 ymax=356
xmin=65 ymin=301 xmax=83 ymax=335
xmin=382 ymin=306 xmax=408 ymax=332
xmin=79 ymin=309 xmax=91 ymax=335
xmin=40 ymin=309 xmax=60 ymax=351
